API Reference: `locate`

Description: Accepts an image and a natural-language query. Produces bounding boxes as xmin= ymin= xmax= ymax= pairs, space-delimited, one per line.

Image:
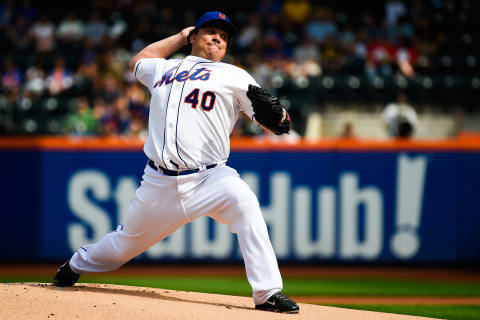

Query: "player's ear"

xmin=188 ymin=30 xmax=197 ymax=45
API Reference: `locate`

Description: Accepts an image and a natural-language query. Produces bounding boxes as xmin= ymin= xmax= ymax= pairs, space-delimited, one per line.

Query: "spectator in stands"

xmin=288 ymin=56 xmax=321 ymax=80
xmin=245 ymin=52 xmax=274 ymax=89
xmin=257 ymin=0 xmax=282 ymax=17
xmin=84 ymin=11 xmax=108 ymax=46
xmin=56 ymin=13 xmax=86 ymax=65
xmin=108 ymin=12 xmax=128 ymax=41
xmin=304 ymin=7 xmax=338 ymax=45
xmin=339 ymin=121 xmax=356 ymax=139
xmin=125 ymin=83 xmax=149 ymax=120
xmin=321 ymin=40 xmax=345 ymax=74
xmin=292 ymin=34 xmax=321 ymax=64
xmin=394 ymin=36 xmax=419 ymax=77
xmin=24 ymin=59 xmax=46 ymax=98
xmin=282 ymin=0 xmax=311 ymax=27
xmin=45 ymin=56 xmax=74 ymax=96
xmin=362 ymin=12 xmax=387 ymax=40
xmin=0 ymin=0 xmax=14 ymax=25
xmin=30 ymin=14 xmax=55 ymax=53
xmin=113 ymin=95 xmax=131 ymax=134
xmin=100 ymin=115 xmax=120 ymax=136
xmin=384 ymin=0 xmax=407 ymax=28
xmin=1 ymin=58 xmax=23 ymax=94
xmin=74 ymin=57 xmax=98 ymax=96
xmin=64 ymin=96 xmax=97 ymax=135
xmin=365 ymin=33 xmax=396 ymax=79
xmin=92 ymin=96 xmax=106 ymax=122
xmin=127 ymin=117 xmax=148 ymax=139
xmin=382 ymin=90 xmax=418 ymax=138
xmin=6 ymin=16 xmax=32 ymax=57
xmin=99 ymin=73 xmax=120 ymax=105
xmin=18 ymin=0 xmax=37 ymax=23
xmin=337 ymin=27 xmax=368 ymax=74
xmin=57 ymin=13 xmax=85 ymax=42
xmin=93 ymin=96 xmax=117 ymax=136
xmin=386 ymin=14 xmax=415 ymax=42
xmin=263 ymin=29 xmax=290 ymax=59
xmin=235 ymin=14 xmax=262 ymax=53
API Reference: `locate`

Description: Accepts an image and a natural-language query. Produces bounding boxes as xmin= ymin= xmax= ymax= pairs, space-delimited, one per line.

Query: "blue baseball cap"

xmin=194 ymin=11 xmax=237 ymax=39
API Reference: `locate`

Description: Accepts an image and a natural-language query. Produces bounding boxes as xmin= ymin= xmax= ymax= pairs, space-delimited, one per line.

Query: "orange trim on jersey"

xmin=0 ymin=136 xmax=479 ymax=151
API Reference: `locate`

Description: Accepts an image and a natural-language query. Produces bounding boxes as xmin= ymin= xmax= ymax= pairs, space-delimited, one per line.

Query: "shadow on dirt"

xmin=33 ymin=283 xmax=253 ymax=311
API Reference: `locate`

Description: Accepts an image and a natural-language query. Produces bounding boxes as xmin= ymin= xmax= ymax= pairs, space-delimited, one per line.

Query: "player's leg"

xmin=182 ymin=166 xmax=297 ymax=312
xmin=55 ymin=165 xmax=187 ymax=282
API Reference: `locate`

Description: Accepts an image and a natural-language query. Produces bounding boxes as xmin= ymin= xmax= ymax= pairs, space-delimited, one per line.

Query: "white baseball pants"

xmin=69 ymin=163 xmax=283 ymax=304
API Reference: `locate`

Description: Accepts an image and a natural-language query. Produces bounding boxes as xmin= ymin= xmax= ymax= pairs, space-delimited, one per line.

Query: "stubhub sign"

xmin=2 ymin=148 xmax=480 ymax=262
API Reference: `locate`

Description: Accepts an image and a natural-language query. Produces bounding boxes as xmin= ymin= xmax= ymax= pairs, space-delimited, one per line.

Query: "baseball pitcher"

xmin=53 ymin=11 xmax=298 ymax=314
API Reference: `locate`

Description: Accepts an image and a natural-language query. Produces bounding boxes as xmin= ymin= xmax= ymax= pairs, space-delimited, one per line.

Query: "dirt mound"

xmin=0 ymin=283 xmax=438 ymax=320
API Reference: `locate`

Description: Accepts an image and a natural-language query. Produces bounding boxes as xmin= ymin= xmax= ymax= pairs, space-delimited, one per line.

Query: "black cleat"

xmin=52 ymin=260 xmax=80 ymax=287
xmin=255 ymin=291 xmax=300 ymax=314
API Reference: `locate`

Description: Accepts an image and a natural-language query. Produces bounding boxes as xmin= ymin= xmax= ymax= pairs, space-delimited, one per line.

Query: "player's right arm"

xmin=129 ymin=26 xmax=194 ymax=73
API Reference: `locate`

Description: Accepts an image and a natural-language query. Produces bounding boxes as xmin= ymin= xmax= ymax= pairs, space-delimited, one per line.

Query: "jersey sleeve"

xmin=133 ymin=58 xmax=165 ymax=92
xmin=234 ymin=69 xmax=260 ymax=120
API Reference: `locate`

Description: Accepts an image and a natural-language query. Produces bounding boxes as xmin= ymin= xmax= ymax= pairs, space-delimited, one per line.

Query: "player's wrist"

xmin=280 ymin=109 xmax=287 ymax=123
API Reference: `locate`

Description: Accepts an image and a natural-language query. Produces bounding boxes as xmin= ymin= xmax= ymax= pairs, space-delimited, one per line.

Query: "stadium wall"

xmin=1 ymin=137 xmax=479 ymax=263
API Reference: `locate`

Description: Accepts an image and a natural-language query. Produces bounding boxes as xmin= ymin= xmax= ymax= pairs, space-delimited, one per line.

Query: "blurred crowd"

xmin=0 ymin=0 xmax=478 ymax=137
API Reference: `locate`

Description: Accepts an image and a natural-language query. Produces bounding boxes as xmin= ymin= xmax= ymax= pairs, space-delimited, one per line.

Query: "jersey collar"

xmin=185 ymin=55 xmax=219 ymax=63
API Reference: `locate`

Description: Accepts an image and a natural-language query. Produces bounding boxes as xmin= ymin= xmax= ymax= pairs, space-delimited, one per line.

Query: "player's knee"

xmin=230 ymin=188 xmax=259 ymax=212
xmin=230 ymin=190 xmax=262 ymax=223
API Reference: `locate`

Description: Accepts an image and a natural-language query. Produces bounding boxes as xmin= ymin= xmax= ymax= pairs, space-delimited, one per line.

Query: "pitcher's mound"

xmin=1 ymin=283 xmax=438 ymax=320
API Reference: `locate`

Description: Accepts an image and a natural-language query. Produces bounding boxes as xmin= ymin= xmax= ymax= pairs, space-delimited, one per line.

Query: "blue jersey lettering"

xmin=154 ymin=67 xmax=211 ymax=88
xmin=154 ymin=66 xmax=178 ymax=88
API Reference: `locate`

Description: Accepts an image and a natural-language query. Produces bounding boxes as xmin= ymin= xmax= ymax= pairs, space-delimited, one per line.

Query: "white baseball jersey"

xmin=134 ymin=55 xmax=258 ymax=170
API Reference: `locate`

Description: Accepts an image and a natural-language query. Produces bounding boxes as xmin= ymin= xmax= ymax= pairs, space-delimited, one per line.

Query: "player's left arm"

xmin=235 ymin=72 xmax=291 ymax=135
xmin=244 ymin=85 xmax=290 ymax=135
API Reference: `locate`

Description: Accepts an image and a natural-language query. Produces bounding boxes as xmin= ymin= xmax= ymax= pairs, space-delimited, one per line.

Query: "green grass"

xmin=2 ymin=275 xmax=480 ymax=297
xmin=324 ymin=304 xmax=480 ymax=320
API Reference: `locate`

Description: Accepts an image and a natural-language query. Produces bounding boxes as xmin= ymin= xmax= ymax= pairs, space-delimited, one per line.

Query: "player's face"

xmin=190 ymin=26 xmax=229 ymax=62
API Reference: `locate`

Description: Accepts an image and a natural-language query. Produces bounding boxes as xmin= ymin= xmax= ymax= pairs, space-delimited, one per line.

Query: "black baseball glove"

xmin=246 ymin=84 xmax=290 ymax=135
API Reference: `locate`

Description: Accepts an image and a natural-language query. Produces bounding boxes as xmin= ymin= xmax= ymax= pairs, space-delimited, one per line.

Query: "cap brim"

xmin=199 ymin=20 xmax=237 ymax=39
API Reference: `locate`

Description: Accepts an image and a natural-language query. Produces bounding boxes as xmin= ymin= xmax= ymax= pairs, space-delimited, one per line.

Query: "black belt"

xmin=148 ymin=159 xmax=216 ymax=176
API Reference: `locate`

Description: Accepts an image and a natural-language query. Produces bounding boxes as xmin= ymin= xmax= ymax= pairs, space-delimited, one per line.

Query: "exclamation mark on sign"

xmin=391 ymin=154 xmax=428 ymax=259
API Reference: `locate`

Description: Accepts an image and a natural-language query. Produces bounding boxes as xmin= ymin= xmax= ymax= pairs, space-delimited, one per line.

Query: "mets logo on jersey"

xmin=153 ymin=67 xmax=212 ymax=88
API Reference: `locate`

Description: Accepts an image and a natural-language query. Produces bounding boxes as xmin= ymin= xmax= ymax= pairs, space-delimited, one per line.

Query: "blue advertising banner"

xmin=1 ymin=147 xmax=479 ymax=262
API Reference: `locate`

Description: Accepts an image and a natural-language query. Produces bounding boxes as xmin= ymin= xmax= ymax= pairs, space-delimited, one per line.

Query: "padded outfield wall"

xmin=1 ymin=137 xmax=479 ymax=263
